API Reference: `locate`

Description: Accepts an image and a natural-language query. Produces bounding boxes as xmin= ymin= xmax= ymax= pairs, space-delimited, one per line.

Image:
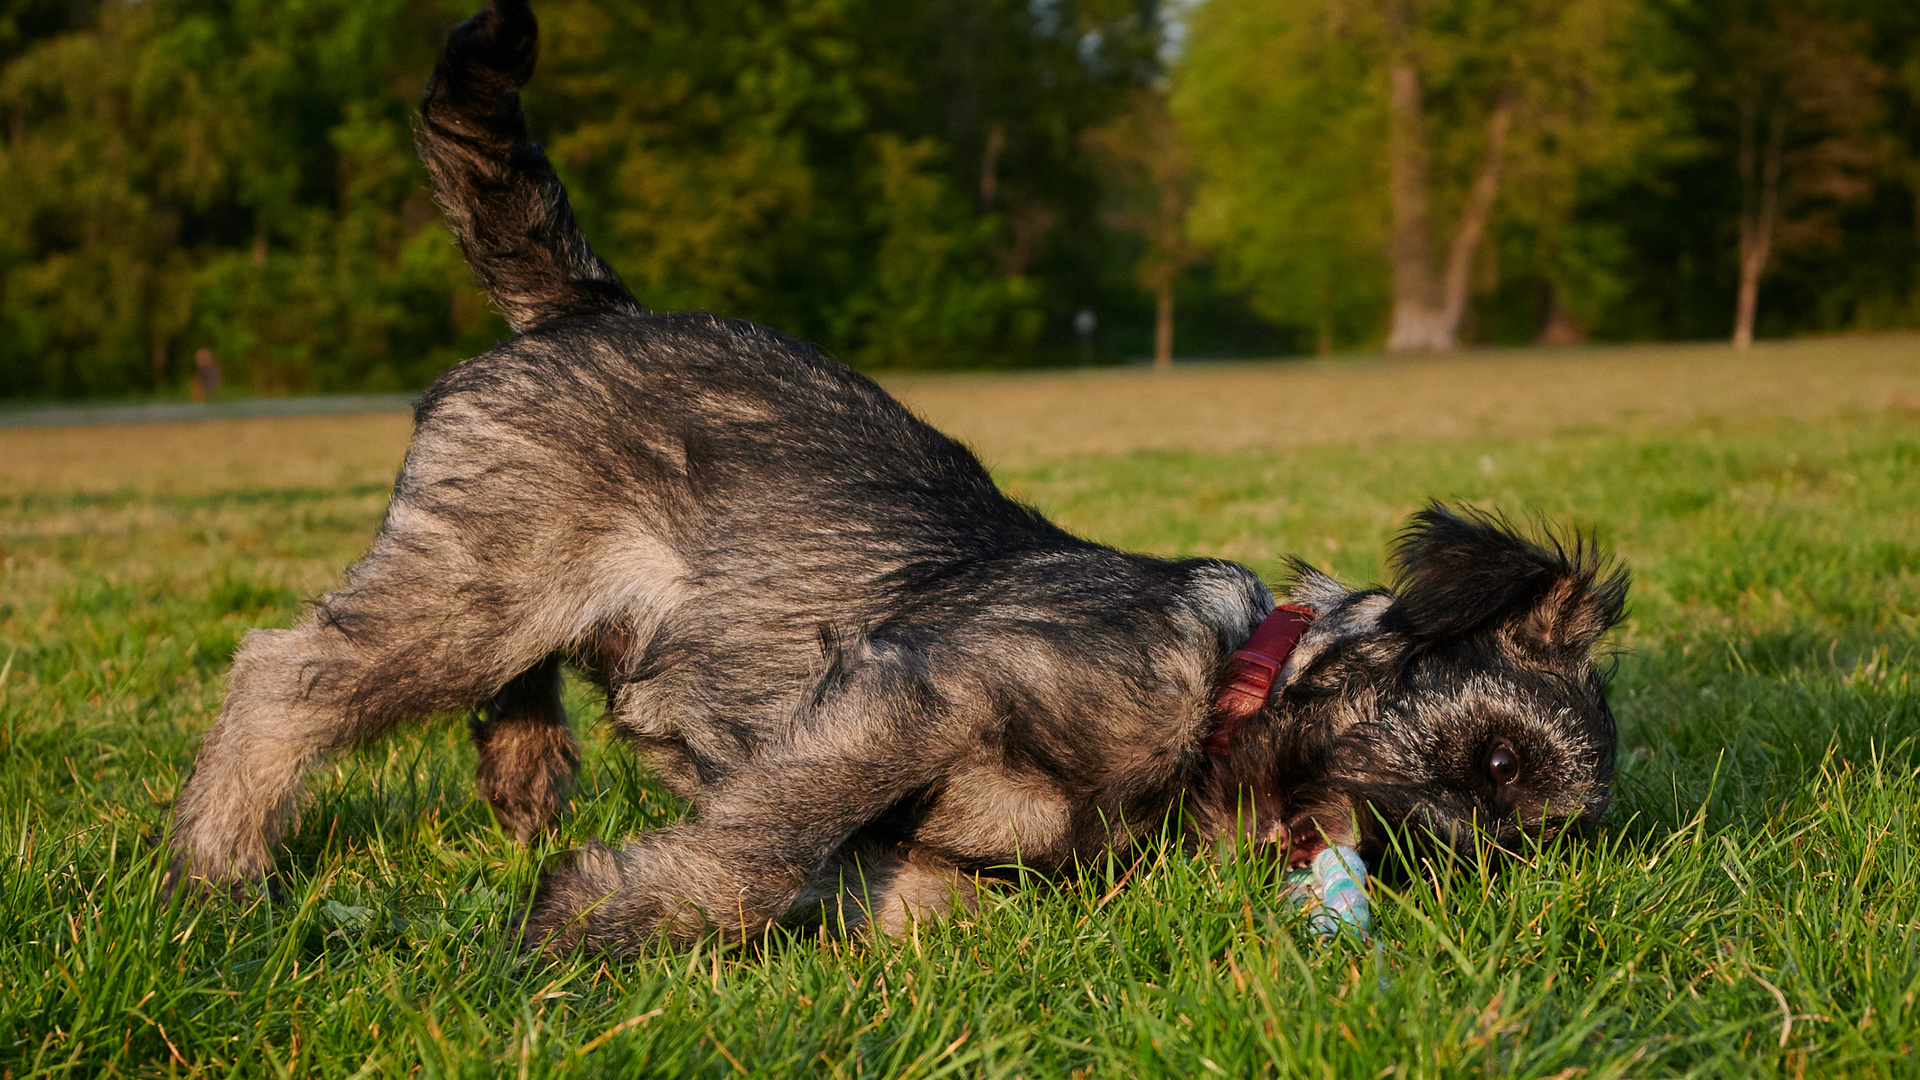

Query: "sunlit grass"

xmin=1 ymin=344 xmax=1917 ymax=1076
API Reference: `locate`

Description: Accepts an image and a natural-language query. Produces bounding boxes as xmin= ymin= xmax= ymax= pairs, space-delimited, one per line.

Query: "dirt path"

xmin=5 ymin=337 xmax=1917 ymax=495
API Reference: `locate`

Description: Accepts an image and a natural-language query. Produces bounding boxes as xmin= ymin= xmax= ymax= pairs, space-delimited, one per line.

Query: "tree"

xmin=1174 ymin=0 xmax=1387 ymax=352
xmin=0 ymin=0 xmax=497 ymax=398
xmin=1705 ymin=3 xmax=1884 ymax=348
xmin=1083 ymin=89 xmax=1202 ymax=369
xmin=1 ymin=0 xmax=1167 ymax=398
xmin=848 ymin=0 xmax=1163 ymax=361
xmin=1176 ymin=0 xmax=1677 ymax=351
xmin=528 ymin=0 xmax=1165 ymax=367
xmin=0 ymin=0 xmax=221 ymax=396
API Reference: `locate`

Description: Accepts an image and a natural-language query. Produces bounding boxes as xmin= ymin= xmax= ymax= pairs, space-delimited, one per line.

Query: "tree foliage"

xmin=1175 ymin=0 xmax=1680 ymax=351
xmin=0 ymin=0 xmax=494 ymax=397
xmin=6 ymin=0 xmax=1920 ymax=397
xmin=1177 ymin=0 xmax=1920 ymax=350
xmin=1084 ymin=88 xmax=1202 ymax=367
xmin=0 ymin=0 xmax=1163 ymax=397
xmin=1173 ymin=0 xmax=1391 ymax=350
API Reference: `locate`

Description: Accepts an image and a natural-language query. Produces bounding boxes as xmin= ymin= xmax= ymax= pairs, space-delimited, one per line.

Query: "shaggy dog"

xmin=164 ymin=0 xmax=1628 ymax=954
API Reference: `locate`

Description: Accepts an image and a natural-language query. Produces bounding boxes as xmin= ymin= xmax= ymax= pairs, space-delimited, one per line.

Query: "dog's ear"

xmin=1278 ymin=560 xmax=1406 ymax=694
xmin=1380 ymin=504 xmax=1627 ymax=661
xmin=1285 ymin=561 xmax=1354 ymax=614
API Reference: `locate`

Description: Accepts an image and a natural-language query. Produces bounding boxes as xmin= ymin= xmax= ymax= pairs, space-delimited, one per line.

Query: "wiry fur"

xmin=163 ymin=0 xmax=1630 ymax=953
xmin=471 ymin=657 xmax=579 ymax=842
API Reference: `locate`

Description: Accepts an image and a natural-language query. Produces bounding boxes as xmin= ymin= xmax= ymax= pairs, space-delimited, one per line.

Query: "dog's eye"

xmin=1487 ymin=743 xmax=1519 ymax=785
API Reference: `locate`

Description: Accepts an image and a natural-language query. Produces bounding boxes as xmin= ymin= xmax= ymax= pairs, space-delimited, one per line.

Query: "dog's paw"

xmin=519 ymin=841 xmax=623 ymax=955
xmin=473 ymin=718 xmax=578 ymax=845
xmin=160 ymin=850 xmax=283 ymax=905
xmin=518 ymin=841 xmax=730 ymax=954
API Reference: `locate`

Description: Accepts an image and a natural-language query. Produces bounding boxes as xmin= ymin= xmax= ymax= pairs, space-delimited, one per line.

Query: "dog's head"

xmin=1267 ymin=505 xmax=1628 ymax=873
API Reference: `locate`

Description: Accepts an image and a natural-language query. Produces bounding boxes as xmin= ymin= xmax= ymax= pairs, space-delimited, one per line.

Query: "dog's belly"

xmin=913 ymin=761 xmax=1075 ymax=867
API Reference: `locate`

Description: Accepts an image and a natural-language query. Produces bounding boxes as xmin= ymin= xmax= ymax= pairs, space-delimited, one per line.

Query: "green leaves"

xmin=1176 ymin=0 xmax=1682 ymax=349
xmin=0 ymin=0 xmax=1170 ymax=395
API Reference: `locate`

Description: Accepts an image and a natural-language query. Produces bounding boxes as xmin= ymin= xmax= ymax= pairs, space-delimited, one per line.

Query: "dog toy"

xmin=1284 ymin=845 xmax=1370 ymax=938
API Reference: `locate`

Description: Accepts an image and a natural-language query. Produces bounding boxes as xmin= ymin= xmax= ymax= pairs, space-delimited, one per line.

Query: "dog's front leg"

xmin=471 ymin=656 xmax=578 ymax=843
xmin=523 ymin=637 xmax=952 ymax=954
xmin=788 ymin=838 xmax=982 ymax=938
xmin=520 ymin=821 xmax=816 ymax=952
xmin=521 ymin=755 xmax=937 ymax=953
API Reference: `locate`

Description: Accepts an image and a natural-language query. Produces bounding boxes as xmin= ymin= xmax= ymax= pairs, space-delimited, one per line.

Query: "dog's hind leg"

xmin=471 ymin=656 xmax=579 ymax=843
xmin=165 ymin=528 xmax=573 ymax=895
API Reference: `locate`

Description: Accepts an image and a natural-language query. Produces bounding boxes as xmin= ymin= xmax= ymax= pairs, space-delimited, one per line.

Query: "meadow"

xmin=2 ymin=337 xmax=1918 ymax=1077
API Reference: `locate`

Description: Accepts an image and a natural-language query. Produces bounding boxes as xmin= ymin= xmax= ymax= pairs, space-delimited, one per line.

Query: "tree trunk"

xmin=1437 ymin=92 xmax=1515 ymax=335
xmin=979 ymin=122 xmax=1005 ymax=210
xmin=1537 ymin=286 xmax=1588 ymax=345
xmin=1384 ymin=55 xmax=1515 ymax=352
xmin=1912 ymin=165 xmax=1920 ymax=310
xmin=1733 ymin=102 xmax=1785 ymax=349
xmin=1153 ymin=277 xmax=1174 ymax=370
xmin=1385 ymin=60 xmax=1445 ymax=350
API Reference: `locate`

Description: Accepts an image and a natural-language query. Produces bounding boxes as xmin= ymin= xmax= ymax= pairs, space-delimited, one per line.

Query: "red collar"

xmin=1205 ymin=603 xmax=1315 ymax=756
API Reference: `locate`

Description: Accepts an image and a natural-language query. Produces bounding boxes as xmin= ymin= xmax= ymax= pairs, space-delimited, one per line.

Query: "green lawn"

xmin=2 ymin=352 xmax=1918 ymax=1077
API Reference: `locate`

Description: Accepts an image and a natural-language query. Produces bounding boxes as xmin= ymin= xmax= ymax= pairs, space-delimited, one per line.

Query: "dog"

xmin=163 ymin=0 xmax=1629 ymax=954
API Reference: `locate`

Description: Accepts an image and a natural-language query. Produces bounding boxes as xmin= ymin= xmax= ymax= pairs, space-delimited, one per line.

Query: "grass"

xmin=1 ymin=337 xmax=1918 ymax=1077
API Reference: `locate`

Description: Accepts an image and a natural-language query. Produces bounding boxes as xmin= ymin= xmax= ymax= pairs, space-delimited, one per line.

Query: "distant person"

xmin=1074 ymin=308 xmax=1097 ymax=366
xmin=192 ymin=348 xmax=222 ymax=402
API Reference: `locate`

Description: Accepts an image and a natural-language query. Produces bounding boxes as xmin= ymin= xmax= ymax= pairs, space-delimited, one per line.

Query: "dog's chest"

xmin=905 ymin=702 xmax=1204 ymax=870
xmin=912 ymin=759 xmax=1077 ymax=866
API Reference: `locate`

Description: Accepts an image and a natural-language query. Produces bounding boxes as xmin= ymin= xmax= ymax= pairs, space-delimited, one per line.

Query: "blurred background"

xmin=1 ymin=0 xmax=1916 ymax=399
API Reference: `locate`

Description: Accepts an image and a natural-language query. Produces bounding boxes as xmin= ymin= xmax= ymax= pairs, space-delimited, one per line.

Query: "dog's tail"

xmin=417 ymin=0 xmax=641 ymax=332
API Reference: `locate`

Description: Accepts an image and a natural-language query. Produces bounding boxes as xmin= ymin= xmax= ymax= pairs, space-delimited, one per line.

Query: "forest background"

xmin=1 ymin=0 xmax=1917 ymax=399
